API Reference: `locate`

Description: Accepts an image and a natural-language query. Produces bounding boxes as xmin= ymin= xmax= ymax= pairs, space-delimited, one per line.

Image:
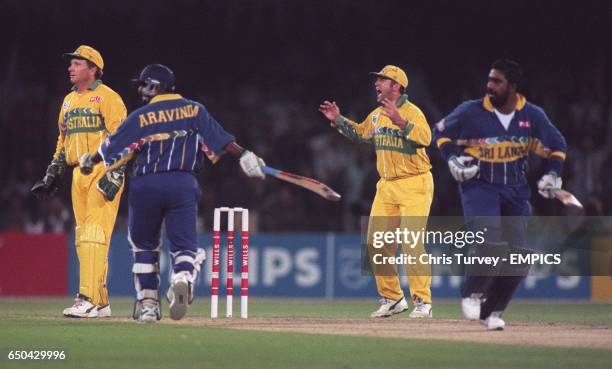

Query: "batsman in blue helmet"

xmin=79 ymin=64 xmax=266 ymax=323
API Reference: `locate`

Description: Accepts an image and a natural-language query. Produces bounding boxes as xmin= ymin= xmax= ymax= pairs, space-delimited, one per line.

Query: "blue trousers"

xmin=459 ymin=179 xmax=532 ymax=318
xmin=460 ymin=179 xmax=530 ymax=245
xmin=128 ymin=172 xmax=202 ymax=300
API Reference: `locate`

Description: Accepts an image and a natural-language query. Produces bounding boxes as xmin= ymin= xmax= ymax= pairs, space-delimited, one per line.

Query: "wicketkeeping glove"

xmin=31 ymin=150 xmax=67 ymax=200
xmin=448 ymin=155 xmax=479 ymax=182
xmin=537 ymin=172 xmax=562 ymax=199
xmin=239 ymin=151 xmax=266 ymax=179
xmin=97 ymin=165 xmax=125 ymax=201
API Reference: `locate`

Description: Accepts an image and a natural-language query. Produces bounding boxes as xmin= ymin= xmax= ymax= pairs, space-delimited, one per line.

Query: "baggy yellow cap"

xmin=63 ymin=45 xmax=104 ymax=70
xmin=370 ymin=65 xmax=408 ymax=88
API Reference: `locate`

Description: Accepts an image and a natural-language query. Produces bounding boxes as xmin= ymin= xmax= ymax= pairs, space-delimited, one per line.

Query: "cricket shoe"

xmin=461 ymin=297 xmax=481 ymax=320
xmin=480 ymin=312 xmax=505 ymax=331
xmin=134 ymin=299 xmax=161 ymax=323
xmin=370 ymin=297 xmax=409 ymax=318
xmin=63 ymin=295 xmax=98 ymax=318
xmin=409 ymin=297 xmax=432 ymax=318
xmin=167 ymin=272 xmax=191 ymax=320
xmin=96 ymin=304 xmax=111 ymax=318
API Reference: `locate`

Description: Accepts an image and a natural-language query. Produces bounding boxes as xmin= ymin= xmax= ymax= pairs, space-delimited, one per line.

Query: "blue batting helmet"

xmin=132 ymin=64 xmax=176 ymax=103
xmin=132 ymin=64 xmax=175 ymax=90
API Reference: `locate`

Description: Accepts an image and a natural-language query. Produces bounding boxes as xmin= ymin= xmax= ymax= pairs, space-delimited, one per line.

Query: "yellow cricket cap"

xmin=370 ymin=65 xmax=408 ymax=88
xmin=63 ymin=45 xmax=104 ymax=70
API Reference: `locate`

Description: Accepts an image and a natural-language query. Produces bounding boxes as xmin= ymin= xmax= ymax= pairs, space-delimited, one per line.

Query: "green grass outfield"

xmin=1 ymin=298 xmax=611 ymax=369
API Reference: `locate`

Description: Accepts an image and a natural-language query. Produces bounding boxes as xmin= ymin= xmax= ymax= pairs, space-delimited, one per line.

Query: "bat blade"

xmin=552 ymin=189 xmax=583 ymax=210
xmin=262 ymin=166 xmax=341 ymax=201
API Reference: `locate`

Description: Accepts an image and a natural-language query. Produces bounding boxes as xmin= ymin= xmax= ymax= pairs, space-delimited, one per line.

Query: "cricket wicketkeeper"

xmin=31 ymin=45 xmax=127 ymax=318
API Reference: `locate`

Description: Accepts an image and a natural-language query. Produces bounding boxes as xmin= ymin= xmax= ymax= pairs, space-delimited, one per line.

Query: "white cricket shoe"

xmin=136 ymin=299 xmax=161 ymax=323
xmin=63 ymin=295 xmax=98 ymax=318
xmin=370 ymin=297 xmax=409 ymax=318
xmin=167 ymin=272 xmax=191 ymax=320
xmin=96 ymin=304 xmax=111 ymax=318
xmin=481 ymin=312 xmax=505 ymax=331
xmin=461 ymin=297 xmax=481 ymax=320
xmin=409 ymin=297 xmax=432 ymax=318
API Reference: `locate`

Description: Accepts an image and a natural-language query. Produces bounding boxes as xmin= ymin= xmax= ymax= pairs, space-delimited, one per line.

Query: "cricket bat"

xmin=551 ymin=189 xmax=583 ymax=210
xmin=99 ymin=130 xmax=342 ymax=201
xmin=261 ymin=166 xmax=341 ymax=201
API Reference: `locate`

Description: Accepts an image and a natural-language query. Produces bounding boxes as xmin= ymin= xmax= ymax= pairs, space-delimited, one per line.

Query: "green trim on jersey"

xmin=71 ymin=79 xmax=103 ymax=91
xmin=333 ymin=116 xmax=374 ymax=145
xmin=395 ymin=94 xmax=408 ymax=107
xmin=373 ymin=126 xmax=419 ymax=154
xmin=63 ymin=107 xmax=106 ymax=135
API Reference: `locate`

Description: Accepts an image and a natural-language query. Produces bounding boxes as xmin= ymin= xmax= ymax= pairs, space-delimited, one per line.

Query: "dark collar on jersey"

xmin=71 ymin=79 xmax=102 ymax=91
xmin=482 ymin=93 xmax=527 ymax=112
xmin=149 ymin=93 xmax=183 ymax=104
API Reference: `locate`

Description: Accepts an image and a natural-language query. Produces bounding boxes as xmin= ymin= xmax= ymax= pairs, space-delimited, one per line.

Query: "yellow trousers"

xmin=368 ymin=172 xmax=434 ymax=303
xmin=71 ymin=164 xmax=123 ymax=306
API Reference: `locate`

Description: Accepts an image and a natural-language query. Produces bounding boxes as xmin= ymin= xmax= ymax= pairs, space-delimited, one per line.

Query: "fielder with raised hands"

xmin=80 ymin=64 xmax=265 ymax=323
xmin=320 ymin=65 xmax=435 ymax=319
xmin=433 ymin=59 xmax=567 ymax=330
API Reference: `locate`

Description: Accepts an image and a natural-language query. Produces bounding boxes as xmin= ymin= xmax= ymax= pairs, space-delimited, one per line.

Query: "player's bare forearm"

xmin=222 ymin=141 xmax=266 ymax=179
xmin=223 ymin=141 xmax=246 ymax=158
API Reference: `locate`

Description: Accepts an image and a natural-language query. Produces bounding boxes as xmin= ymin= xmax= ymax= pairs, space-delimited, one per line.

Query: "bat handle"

xmin=261 ymin=166 xmax=280 ymax=177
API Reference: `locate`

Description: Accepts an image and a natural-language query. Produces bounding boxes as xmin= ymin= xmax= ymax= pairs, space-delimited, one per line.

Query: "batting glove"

xmin=239 ymin=151 xmax=266 ymax=179
xmin=97 ymin=166 xmax=125 ymax=201
xmin=448 ymin=155 xmax=479 ymax=182
xmin=79 ymin=153 xmax=94 ymax=175
xmin=537 ymin=172 xmax=562 ymax=199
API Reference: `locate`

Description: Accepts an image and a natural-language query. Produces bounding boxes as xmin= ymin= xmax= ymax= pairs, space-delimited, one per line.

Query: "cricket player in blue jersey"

xmin=433 ymin=59 xmax=567 ymax=330
xmin=79 ymin=64 xmax=266 ymax=323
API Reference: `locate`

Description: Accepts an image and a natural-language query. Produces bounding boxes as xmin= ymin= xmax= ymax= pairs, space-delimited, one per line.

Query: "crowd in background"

xmin=1 ymin=1 xmax=610 ymax=233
